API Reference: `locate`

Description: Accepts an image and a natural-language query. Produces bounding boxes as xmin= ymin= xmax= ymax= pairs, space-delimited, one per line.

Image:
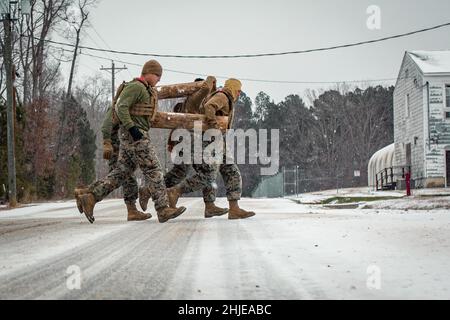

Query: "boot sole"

xmin=83 ymin=211 xmax=95 ymax=224
xmin=205 ymin=209 xmax=229 ymax=218
xmin=128 ymin=214 xmax=152 ymax=222
xmin=158 ymin=206 xmax=186 ymax=223
xmin=228 ymin=212 xmax=256 ymax=220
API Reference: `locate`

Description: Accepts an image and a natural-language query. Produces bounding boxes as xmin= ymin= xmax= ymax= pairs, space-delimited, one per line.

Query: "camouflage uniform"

xmin=165 ymin=147 xmax=242 ymax=202
xmin=201 ymin=88 xmax=242 ymax=202
xmin=164 ymin=163 xmax=189 ymax=188
xmin=89 ymin=106 xmax=139 ymax=205
xmin=88 ymin=79 xmax=169 ymax=211
xmin=203 ymin=151 xmax=242 ymax=202
xmin=165 ymin=78 xmax=217 ymax=197
xmin=170 ymin=134 xmax=217 ymax=196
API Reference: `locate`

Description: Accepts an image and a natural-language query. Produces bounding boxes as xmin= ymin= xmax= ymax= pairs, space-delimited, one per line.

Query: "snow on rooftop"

xmin=408 ymin=50 xmax=450 ymax=74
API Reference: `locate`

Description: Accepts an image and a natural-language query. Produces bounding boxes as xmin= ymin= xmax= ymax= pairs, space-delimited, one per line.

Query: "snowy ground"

xmin=0 ymin=190 xmax=450 ymax=300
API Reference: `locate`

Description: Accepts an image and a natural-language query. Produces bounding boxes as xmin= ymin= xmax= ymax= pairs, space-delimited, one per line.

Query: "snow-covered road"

xmin=0 ymin=197 xmax=449 ymax=300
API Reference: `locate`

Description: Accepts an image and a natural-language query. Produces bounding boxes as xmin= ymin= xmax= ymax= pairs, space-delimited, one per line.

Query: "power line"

xmin=31 ymin=21 xmax=450 ymax=59
xmin=87 ymin=19 xmax=133 ymax=78
xmin=89 ymin=22 xmax=113 ymax=51
xmin=48 ymin=45 xmax=99 ymax=73
xmin=78 ymin=51 xmax=399 ymax=85
xmin=85 ymin=32 xmax=113 ymax=64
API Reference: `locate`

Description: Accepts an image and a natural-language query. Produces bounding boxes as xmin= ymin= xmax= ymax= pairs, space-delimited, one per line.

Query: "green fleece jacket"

xmin=115 ymin=79 xmax=157 ymax=132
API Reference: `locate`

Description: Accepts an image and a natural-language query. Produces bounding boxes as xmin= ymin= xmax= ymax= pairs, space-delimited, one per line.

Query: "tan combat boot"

xmin=167 ymin=186 xmax=182 ymax=208
xmin=157 ymin=206 xmax=187 ymax=223
xmin=126 ymin=203 xmax=152 ymax=222
xmin=74 ymin=187 xmax=89 ymax=214
xmin=80 ymin=193 xmax=96 ymax=224
xmin=138 ymin=186 xmax=151 ymax=212
xmin=204 ymin=202 xmax=229 ymax=218
xmin=228 ymin=200 xmax=255 ymax=220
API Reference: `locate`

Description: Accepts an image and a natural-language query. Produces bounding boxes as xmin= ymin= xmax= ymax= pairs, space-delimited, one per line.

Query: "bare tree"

xmin=64 ymin=0 xmax=96 ymax=97
xmin=52 ymin=0 xmax=96 ymax=185
xmin=16 ymin=0 xmax=72 ymax=103
xmin=76 ymin=74 xmax=110 ymax=130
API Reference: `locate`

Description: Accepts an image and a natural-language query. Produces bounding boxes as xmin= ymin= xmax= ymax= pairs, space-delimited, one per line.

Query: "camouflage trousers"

xmin=165 ymin=138 xmax=242 ymax=202
xmin=89 ymin=128 xmax=138 ymax=205
xmin=205 ymin=151 xmax=242 ymax=202
xmin=165 ymin=163 xmax=190 ymax=189
xmin=167 ymin=133 xmax=217 ymax=196
xmin=90 ymin=127 xmax=168 ymax=210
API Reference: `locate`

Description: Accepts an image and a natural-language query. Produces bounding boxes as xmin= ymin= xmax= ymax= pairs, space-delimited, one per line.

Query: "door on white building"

xmin=446 ymin=151 xmax=450 ymax=188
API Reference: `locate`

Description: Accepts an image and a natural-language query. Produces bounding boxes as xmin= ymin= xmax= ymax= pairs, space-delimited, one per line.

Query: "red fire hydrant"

xmin=405 ymin=172 xmax=411 ymax=197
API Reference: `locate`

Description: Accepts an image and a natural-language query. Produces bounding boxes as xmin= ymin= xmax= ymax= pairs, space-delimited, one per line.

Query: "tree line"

xmin=230 ymin=85 xmax=394 ymax=196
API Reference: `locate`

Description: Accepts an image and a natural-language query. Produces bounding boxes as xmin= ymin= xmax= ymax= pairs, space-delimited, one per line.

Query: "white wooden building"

xmin=393 ymin=50 xmax=450 ymax=188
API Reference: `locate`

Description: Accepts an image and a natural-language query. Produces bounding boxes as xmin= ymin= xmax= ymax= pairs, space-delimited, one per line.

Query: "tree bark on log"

xmin=156 ymin=81 xmax=205 ymax=100
xmin=151 ymin=112 xmax=228 ymax=131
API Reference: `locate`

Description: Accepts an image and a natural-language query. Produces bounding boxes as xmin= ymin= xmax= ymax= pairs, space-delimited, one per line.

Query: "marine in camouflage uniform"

xmin=164 ymin=85 xmax=220 ymax=212
xmin=77 ymin=60 xmax=186 ymax=224
xmin=155 ymin=77 xmax=228 ymax=218
xmin=99 ymin=107 xmax=139 ymax=205
xmin=166 ymin=79 xmax=255 ymax=220
xmin=75 ymin=96 xmax=151 ymax=221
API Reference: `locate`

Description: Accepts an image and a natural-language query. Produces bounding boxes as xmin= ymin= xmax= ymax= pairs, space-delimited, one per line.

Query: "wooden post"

xmin=156 ymin=81 xmax=206 ymax=100
xmin=151 ymin=112 xmax=228 ymax=131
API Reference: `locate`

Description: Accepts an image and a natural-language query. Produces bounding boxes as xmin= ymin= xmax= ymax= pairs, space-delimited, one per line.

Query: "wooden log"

xmin=155 ymin=81 xmax=205 ymax=100
xmin=151 ymin=112 xmax=228 ymax=131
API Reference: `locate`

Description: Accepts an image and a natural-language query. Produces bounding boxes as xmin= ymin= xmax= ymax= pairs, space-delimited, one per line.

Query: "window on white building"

xmin=446 ymin=85 xmax=450 ymax=108
xmin=446 ymin=85 xmax=450 ymax=119
xmin=405 ymin=94 xmax=410 ymax=118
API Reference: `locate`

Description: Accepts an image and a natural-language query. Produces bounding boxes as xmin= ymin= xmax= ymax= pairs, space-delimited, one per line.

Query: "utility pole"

xmin=1 ymin=1 xmax=31 ymax=207
xmin=2 ymin=13 xmax=16 ymax=207
xmin=100 ymin=61 xmax=127 ymax=200
xmin=100 ymin=61 xmax=127 ymax=101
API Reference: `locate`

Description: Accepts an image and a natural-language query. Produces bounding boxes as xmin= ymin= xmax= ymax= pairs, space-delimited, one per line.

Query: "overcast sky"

xmin=66 ymin=0 xmax=450 ymax=104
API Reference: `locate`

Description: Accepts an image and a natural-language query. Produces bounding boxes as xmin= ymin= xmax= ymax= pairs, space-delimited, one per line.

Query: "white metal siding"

xmin=393 ymin=54 xmax=425 ymax=182
xmin=424 ymin=76 xmax=450 ymax=180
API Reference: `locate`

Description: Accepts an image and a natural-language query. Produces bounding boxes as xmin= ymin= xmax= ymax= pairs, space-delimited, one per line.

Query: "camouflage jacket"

xmin=201 ymin=88 xmax=235 ymax=129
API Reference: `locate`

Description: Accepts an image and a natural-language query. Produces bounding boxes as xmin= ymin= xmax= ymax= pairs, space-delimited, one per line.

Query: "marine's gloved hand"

xmin=129 ymin=126 xmax=143 ymax=142
xmin=103 ymin=139 xmax=113 ymax=160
